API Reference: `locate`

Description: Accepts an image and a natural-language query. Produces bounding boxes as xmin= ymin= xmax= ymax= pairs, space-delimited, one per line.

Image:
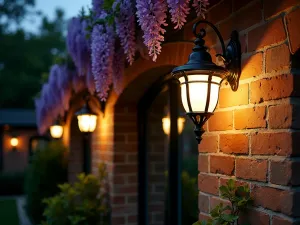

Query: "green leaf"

xmin=221 ymin=214 xmax=239 ymax=222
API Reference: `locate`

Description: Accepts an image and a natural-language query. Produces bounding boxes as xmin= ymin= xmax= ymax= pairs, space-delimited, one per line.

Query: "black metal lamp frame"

xmin=172 ymin=20 xmax=241 ymax=143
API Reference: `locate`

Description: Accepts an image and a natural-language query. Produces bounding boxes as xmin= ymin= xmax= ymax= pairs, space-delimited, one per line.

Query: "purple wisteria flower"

xmin=193 ymin=0 xmax=209 ymax=18
xmin=136 ymin=0 xmax=168 ymax=61
xmin=92 ymin=0 xmax=104 ymax=17
xmin=67 ymin=17 xmax=91 ymax=76
xmin=115 ymin=0 xmax=136 ymax=65
xmin=91 ymin=24 xmax=115 ymax=101
xmin=167 ymin=0 xmax=190 ymax=29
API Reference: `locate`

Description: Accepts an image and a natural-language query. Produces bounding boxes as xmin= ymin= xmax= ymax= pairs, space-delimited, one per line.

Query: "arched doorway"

xmin=138 ymin=74 xmax=198 ymax=225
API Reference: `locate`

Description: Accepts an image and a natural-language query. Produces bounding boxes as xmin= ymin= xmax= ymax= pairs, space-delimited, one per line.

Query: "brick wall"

xmin=196 ymin=0 xmax=300 ymax=224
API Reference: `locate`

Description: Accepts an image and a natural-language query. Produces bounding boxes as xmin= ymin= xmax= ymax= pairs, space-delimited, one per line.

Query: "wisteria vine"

xmin=35 ymin=0 xmax=210 ymax=134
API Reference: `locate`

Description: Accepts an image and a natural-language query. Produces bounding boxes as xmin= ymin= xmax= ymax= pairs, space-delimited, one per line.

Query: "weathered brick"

xmin=239 ymin=209 xmax=270 ymax=225
xmin=252 ymin=185 xmax=300 ymax=216
xmin=250 ymin=74 xmax=294 ymax=103
xmin=236 ymin=158 xmax=267 ymax=181
xmin=241 ymin=52 xmax=263 ymax=79
xmin=220 ymin=134 xmax=249 ymax=154
xmin=266 ymin=44 xmax=290 ymax=73
xmin=252 ymin=132 xmax=294 ymax=156
xmin=272 ymin=215 xmax=300 ymax=225
xmin=198 ymin=135 xmax=218 ymax=153
xmin=219 ymin=84 xmax=249 ymax=108
xmin=270 ymin=160 xmax=300 ymax=185
xmin=234 ymin=107 xmax=266 ymax=129
xmin=264 ymin=0 xmax=299 ymax=19
xmin=210 ymin=155 xmax=235 ymax=175
xmin=248 ymin=17 xmax=286 ymax=51
xmin=198 ymin=154 xmax=209 ymax=173
xmin=199 ymin=193 xmax=209 ymax=213
xmin=198 ymin=173 xmax=219 ymax=195
xmin=286 ymin=8 xmax=300 ymax=54
xmin=207 ymin=0 xmax=232 ymax=24
xmin=219 ymin=1 xmax=262 ymax=40
xmin=269 ymin=104 xmax=293 ymax=129
xmin=208 ymin=111 xmax=233 ymax=131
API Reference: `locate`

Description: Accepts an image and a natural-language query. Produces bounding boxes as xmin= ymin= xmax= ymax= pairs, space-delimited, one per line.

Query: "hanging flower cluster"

xmin=35 ymin=0 xmax=210 ymax=134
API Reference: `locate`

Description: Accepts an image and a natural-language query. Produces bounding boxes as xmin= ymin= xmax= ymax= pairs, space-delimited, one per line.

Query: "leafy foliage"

xmin=194 ymin=179 xmax=253 ymax=225
xmin=41 ymin=163 xmax=110 ymax=225
xmin=24 ymin=141 xmax=68 ymax=224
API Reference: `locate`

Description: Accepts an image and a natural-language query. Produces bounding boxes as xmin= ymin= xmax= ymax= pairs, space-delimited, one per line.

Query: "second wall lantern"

xmin=76 ymin=100 xmax=98 ymax=133
xmin=172 ymin=20 xmax=241 ymax=143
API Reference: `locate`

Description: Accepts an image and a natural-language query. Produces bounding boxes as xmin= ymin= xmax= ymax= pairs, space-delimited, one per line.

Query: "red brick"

xmin=287 ymin=8 xmax=300 ymax=54
xmin=128 ymin=215 xmax=137 ymax=223
xmin=220 ymin=133 xmax=249 ymax=154
xmin=252 ymin=185 xmax=298 ymax=216
xmin=112 ymin=196 xmax=125 ymax=205
xmin=219 ymin=84 xmax=249 ymax=108
xmin=198 ymin=193 xmax=209 ymax=213
xmin=208 ymin=111 xmax=233 ymax=131
xmin=234 ymin=107 xmax=266 ymax=129
xmin=264 ymin=0 xmax=299 ymax=19
xmin=210 ymin=155 xmax=235 ymax=175
xmin=111 ymin=216 xmax=125 ymax=224
xmin=219 ymin=1 xmax=262 ymax=40
xmin=266 ymin=44 xmax=290 ymax=73
xmin=198 ymin=135 xmax=218 ymax=153
xmin=248 ymin=17 xmax=286 ymax=51
xmin=272 ymin=215 xmax=299 ymax=225
xmin=199 ymin=212 xmax=211 ymax=221
xmin=114 ymin=164 xmax=137 ymax=174
xmin=250 ymin=74 xmax=294 ymax=104
xmin=207 ymin=0 xmax=232 ymax=24
xmin=241 ymin=52 xmax=263 ymax=79
xmin=198 ymin=155 xmax=209 ymax=172
xmin=220 ymin=177 xmax=249 ymax=188
xmin=269 ymin=104 xmax=293 ymax=129
xmin=251 ymin=132 xmax=294 ymax=156
xmin=198 ymin=173 xmax=219 ymax=195
xmin=210 ymin=196 xmax=230 ymax=212
xmin=239 ymin=209 xmax=270 ymax=225
xmin=270 ymin=160 xmax=300 ymax=185
xmin=236 ymin=158 xmax=267 ymax=181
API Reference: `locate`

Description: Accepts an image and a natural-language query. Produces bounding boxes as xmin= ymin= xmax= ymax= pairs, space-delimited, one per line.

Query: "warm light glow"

xmin=162 ymin=117 xmax=186 ymax=135
xmin=10 ymin=137 xmax=19 ymax=147
xmin=77 ymin=114 xmax=97 ymax=133
xmin=50 ymin=125 xmax=63 ymax=139
xmin=179 ymin=75 xmax=222 ymax=113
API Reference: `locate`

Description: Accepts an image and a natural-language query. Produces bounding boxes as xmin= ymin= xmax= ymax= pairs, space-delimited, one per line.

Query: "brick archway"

xmin=102 ymin=41 xmax=194 ymax=225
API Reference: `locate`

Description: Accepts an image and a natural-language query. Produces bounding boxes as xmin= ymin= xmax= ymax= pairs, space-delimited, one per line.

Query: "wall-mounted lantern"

xmin=172 ymin=20 xmax=241 ymax=143
xmin=10 ymin=136 xmax=19 ymax=151
xmin=50 ymin=119 xmax=64 ymax=139
xmin=162 ymin=117 xmax=185 ymax=135
xmin=76 ymin=100 xmax=98 ymax=133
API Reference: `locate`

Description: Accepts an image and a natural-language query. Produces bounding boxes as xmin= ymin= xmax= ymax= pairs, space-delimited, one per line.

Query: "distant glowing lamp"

xmin=10 ymin=137 xmax=19 ymax=147
xmin=162 ymin=117 xmax=186 ymax=135
xmin=50 ymin=121 xmax=64 ymax=139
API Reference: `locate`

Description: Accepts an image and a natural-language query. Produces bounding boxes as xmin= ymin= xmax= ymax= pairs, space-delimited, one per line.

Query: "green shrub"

xmin=42 ymin=163 xmax=110 ymax=225
xmin=0 ymin=172 xmax=25 ymax=195
xmin=24 ymin=141 xmax=68 ymax=224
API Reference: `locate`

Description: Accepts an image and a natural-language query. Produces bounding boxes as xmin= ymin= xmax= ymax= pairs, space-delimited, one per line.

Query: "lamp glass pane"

xmin=208 ymin=77 xmax=222 ymax=112
xmin=50 ymin=125 xmax=63 ymax=138
xmin=77 ymin=114 xmax=97 ymax=132
xmin=179 ymin=75 xmax=208 ymax=112
xmin=179 ymin=75 xmax=222 ymax=113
